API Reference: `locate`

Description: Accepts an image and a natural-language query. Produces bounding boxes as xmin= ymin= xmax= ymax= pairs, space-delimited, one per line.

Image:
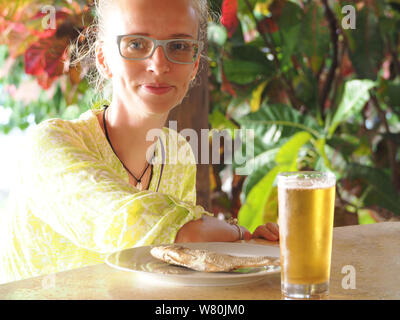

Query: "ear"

xmin=95 ymin=41 xmax=113 ymax=79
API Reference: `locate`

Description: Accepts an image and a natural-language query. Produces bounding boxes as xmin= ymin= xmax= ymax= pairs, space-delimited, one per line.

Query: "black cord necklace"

xmin=102 ymin=105 xmax=154 ymax=187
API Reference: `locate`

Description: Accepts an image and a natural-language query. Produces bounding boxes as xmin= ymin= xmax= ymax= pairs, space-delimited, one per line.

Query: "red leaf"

xmin=36 ymin=72 xmax=57 ymax=90
xmin=340 ymin=52 xmax=354 ymax=78
xmin=30 ymin=10 xmax=70 ymax=39
xmin=0 ymin=21 xmax=37 ymax=58
xmin=257 ymin=17 xmax=279 ymax=34
xmin=24 ymin=44 xmax=45 ymax=75
xmin=221 ymin=0 xmax=239 ymax=38
xmin=221 ymin=67 xmax=237 ymax=97
xmin=24 ymin=36 xmax=69 ymax=88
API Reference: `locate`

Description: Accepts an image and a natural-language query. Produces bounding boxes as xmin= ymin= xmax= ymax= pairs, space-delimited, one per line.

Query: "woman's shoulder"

xmin=31 ymin=109 xmax=96 ymax=139
xmin=26 ymin=109 xmax=101 ymax=156
xmin=35 ymin=108 xmax=93 ymax=129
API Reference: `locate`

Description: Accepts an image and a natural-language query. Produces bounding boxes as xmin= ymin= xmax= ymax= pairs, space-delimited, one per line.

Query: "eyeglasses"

xmin=116 ymin=34 xmax=203 ymax=64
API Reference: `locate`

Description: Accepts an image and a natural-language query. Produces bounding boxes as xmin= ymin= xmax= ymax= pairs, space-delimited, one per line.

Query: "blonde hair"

xmin=70 ymin=0 xmax=210 ymax=108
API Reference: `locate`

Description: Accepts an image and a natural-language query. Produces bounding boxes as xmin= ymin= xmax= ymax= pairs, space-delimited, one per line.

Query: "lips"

xmin=142 ymin=83 xmax=173 ymax=95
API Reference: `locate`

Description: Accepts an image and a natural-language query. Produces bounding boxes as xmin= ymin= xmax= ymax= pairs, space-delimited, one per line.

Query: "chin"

xmin=139 ymin=94 xmax=181 ymax=110
xmin=141 ymin=99 xmax=177 ymax=114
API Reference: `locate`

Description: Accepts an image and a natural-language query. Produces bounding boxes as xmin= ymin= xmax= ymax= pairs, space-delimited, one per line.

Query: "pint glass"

xmin=277 ymin=171 xmax=336 ymax=299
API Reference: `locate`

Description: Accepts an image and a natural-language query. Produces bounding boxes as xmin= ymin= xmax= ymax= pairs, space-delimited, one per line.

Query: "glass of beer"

xmin=277 ymin=171 xmax=336 ymax=299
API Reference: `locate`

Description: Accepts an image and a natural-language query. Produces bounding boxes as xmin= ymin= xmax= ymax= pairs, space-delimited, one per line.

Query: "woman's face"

xmin=99 ymin=0 xmax=201 ymax=115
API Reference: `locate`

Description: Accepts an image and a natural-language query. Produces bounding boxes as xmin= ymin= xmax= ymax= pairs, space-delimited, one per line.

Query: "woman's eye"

xmin=170 ymin=41 xmax=190 ymax=51
xmin=128 ymin=40 xmax=144 ymax=50
xmin=126 ymin=38 xmax=151 ymax=52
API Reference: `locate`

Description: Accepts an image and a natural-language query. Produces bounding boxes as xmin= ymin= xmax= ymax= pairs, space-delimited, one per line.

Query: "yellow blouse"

xmin=0 ymin=107 xmax=210 ymax=284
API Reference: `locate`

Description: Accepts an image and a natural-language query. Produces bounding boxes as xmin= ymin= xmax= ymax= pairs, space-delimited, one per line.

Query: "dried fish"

xmin=150 ymin=245 xmax=280 ymax=272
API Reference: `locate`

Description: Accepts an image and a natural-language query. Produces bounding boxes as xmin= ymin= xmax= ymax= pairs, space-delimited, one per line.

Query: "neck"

xmin=102 ymin=98 xmax=169 ymax=175
xmin=109 ymin=98 xmax=168 ymax=140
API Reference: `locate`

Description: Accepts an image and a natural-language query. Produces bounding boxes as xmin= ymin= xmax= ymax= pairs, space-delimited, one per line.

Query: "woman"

xmin=0 ymin=0 xmax=279 ymax=284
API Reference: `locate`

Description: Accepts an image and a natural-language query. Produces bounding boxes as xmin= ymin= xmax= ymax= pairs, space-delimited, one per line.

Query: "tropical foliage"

xmin=1 ymin=0 xmax=400 ymax=229
xmin=208 ymin=0 xmax=400 ymax=230
xmin=0 ymin=0 xmax=95 ymax=133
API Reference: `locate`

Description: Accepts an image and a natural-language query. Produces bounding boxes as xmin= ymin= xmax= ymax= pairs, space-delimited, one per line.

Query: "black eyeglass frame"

xmin=116 ymin=34 xmax=203 ymax=65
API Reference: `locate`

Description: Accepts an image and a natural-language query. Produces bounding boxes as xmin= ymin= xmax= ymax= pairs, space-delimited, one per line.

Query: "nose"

xmin=146 ymin=45 xmax=170 ymax=74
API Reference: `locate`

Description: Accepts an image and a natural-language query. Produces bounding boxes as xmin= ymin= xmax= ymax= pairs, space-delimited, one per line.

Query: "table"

xmin=0 ymin=222 xmax=399 ymax=300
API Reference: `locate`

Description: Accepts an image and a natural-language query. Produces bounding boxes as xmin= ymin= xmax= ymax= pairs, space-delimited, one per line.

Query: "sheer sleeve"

xmin=25 ymin=118 xmax=208 ymax=254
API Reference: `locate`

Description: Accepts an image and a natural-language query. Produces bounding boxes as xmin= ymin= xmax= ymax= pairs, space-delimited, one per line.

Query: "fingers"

xmin=252 ymin=222 xmax=279 ymax=241
xmin=266 ymin=222 xmax=279 ymax=238
xmin=253 ymin=226 xmax=278 ymax=241
xmin=240 ymin=226 xmax=252 ymax=241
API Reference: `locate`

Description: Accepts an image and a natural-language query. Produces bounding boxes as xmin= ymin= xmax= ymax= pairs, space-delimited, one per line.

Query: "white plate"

xmin=105 ymin=242 xmax=281 ymax=286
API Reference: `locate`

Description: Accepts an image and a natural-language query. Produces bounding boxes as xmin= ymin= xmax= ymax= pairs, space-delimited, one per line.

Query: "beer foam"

xmin=277 ymin=172 xmax=336 ymax=189
xmin=278 ymin=179 xmax=335 ymax=189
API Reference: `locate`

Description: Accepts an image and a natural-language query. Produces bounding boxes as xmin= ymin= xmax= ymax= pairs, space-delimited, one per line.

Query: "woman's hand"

xmin=252 ymin=222 xmax=279 ymax=241
xmin=175 ymin=215 xmax=252 ymax=243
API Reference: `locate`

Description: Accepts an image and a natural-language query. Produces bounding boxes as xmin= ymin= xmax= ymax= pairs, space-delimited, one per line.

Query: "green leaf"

xmin=293 ymin=67 xmax=319 ymax=116
xmin=326 ymin=134 xmax=360 ymax=160
xmin=344 ymin=6 xmax=385 ymax=80
xmin=208 ymin=108 xmax=239 ymax=139
xmin=384 ymin=77 xmax=400 ymax=111
xmin=263 ymin=186 xmax=278 ymax=223
xmin=238 ymin=164 xmax=289 ymax=232
xmin=347 ymin=163 xmax=400 ymax=215
xmin=241 ymin=160 xmax=277 ymax=199
xmin=328 ymin=79 xmax=376 ymax=137
xmin=357 ymin=209 xmax=376 ymax=225
xmin=278 ymin=1 xmax=303 ymax=30
xmin=277 ymin=1 xmax=303 ymax=68
xmin=231 ymin=45 xmax=274 ymax=67
xmin=223 ymin=59 xmax=270 ymax=85
xmin=238 ymin=0 xmax=258 ymax=13
xmin=275 ymin=131 xmax=312 ymax=168
xmin=297 ymin=1 xmax=330 ymax=59
xmin=237 ymin=103 xmax=321 ymax=143
xmin=313 ymin=138 xmax=333 ymax=171
xmin=232 ymin=103 xmax=322 ymax=181
xmin=238 ymin=131 xmax=314 ymax=231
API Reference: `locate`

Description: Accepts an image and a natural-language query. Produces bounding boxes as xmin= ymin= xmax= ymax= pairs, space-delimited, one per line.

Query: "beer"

xmin=277 ymin=171 xmax=336 ymax=298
